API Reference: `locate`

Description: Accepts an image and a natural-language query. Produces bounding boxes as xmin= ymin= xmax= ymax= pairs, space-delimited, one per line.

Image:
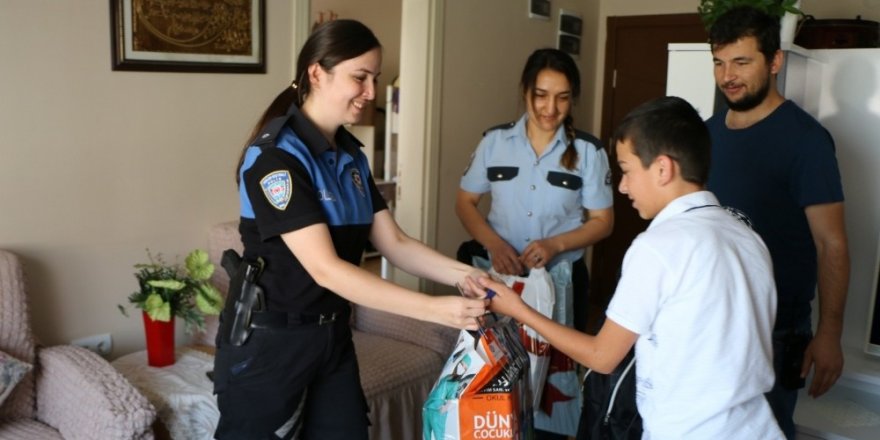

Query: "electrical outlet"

xmin=72 ymin=333 xmax=112 ymax=357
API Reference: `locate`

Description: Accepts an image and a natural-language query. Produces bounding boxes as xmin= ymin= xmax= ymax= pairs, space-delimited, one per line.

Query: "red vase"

xmin=142 ymin=311 xmax=175 ymax=367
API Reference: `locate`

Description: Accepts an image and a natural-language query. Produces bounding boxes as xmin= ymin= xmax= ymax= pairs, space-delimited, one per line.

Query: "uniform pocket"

xmin=547 ymin=171 xmax=582 ymax=190
xmin=487 ymin=166 xmax=519 ymax=182
xmin=212 ymin=330 xmax=268 ymax=393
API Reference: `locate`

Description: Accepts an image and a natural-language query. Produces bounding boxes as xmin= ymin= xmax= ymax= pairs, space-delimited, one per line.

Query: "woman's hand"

xmin=455 ymin=269 xmax=490 ymax=299
xmin=486 ymin=241 xmax=524 ymax=275
xmin=519 ymin=238 xmax=560 ymax=270
xmin=429 ymin=295 xmax=489 ymax=331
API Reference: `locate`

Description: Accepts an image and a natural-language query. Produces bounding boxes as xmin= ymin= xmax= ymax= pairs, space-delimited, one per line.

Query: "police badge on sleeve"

xmin=260 ymin=170 xmax=292 ymax=210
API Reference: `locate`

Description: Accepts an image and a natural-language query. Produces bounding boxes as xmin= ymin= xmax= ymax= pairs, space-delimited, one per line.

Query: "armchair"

xmin=0 ymin=250 xmax=156 ymax=439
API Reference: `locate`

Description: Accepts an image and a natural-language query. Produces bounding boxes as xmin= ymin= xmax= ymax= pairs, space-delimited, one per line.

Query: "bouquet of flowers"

xmin=119 ymin=248 xmax=223 ymax=333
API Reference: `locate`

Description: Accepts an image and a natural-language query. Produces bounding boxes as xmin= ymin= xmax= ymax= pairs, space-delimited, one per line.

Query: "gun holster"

xmin=218 ymin=249 xmax=265 ymax=347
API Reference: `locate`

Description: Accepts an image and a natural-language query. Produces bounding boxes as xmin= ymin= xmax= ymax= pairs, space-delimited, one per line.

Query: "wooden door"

xmin=587 ymin=14 xmax=707 ymax=333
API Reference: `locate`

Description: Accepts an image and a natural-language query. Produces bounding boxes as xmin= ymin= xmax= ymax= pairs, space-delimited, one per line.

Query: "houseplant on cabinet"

xmin=119 ymin=249 xmax=223 ymax=366
xmin=698 ymin=0 xmax=804 ymax=44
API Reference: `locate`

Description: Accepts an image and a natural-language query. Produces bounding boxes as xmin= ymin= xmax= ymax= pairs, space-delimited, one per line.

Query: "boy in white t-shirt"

xmin=474 ymin=96 xmax=783 ymax=439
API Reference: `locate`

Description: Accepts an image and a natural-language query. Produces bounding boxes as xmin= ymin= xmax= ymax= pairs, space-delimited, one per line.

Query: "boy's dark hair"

xmin=709 ymin=6 xmax=780 ymax=62
xmin=612 ymin=96 xmax=710 ymax=185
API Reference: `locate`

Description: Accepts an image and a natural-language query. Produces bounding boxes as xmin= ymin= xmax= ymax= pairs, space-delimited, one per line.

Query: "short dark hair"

xmin=709 ymin=6 xmax=780 ymax=62
xmin=612 ymin=96 xmax=710 ymax=185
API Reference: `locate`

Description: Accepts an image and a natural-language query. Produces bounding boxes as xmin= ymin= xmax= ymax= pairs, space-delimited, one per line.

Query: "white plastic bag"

xmin=487 ymin=266 xmax=555 ymax=408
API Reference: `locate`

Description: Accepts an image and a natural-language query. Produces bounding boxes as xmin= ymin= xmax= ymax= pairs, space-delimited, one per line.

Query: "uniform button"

xmin=527 ymin=211 xmax=533 ymax=217
xmin=530 ymin=185 xmax=536 ymax=190
xmin=525 ymin=238 xmax=530 ymax=242
xmin=534 ymin=161 xmax=539 ymax=166
xmin=329 ymin=158 xmax=335 ymax=165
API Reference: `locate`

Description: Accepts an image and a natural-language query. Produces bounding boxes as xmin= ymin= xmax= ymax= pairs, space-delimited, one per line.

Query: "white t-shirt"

xmin=606 ymin=191 xmax=783 ymax=439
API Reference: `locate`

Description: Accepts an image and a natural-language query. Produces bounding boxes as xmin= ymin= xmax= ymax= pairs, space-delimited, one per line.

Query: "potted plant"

xmin=698 ymin=0 xmax=804 ymax=43
xmin=119 ymin=248 xmax=223 ymax=366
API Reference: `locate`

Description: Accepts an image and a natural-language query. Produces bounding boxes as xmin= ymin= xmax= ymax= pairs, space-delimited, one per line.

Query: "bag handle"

xmin=580 ymin=355 xmax=637 ymax=423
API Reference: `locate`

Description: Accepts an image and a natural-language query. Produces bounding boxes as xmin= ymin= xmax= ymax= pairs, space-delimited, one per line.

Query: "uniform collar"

xmin=649 ymin=190 xmax=719 ymax=229
xmin=513 ymin=113 xmax=569 ymax=153
xmin=285 ymin=104 xmax=362 ymax=157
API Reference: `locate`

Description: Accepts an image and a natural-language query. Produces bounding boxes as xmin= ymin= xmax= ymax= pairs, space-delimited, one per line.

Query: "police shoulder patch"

xmin=260 ymin=170 xmax=293 ymax=210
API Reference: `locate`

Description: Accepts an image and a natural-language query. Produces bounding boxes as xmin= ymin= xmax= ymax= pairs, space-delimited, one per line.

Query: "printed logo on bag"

xmin=350 ymin=168 xmax=365 ymax=197
xmin=260 ymin=170 xmax=292 ymax=210
xmin=473 ymin=411 xmax=514 ymax=438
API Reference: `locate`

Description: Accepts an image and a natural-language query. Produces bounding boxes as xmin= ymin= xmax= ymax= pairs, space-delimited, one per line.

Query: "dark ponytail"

xmin=234 ymin=19 xmax=381 ymax=183
xmin=561 ymin=115 xmax=578 ymax=171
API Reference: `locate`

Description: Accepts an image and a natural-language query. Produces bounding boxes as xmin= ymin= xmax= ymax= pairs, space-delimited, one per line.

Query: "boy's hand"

xmin=467 ymin=276 xmax=529 ymax=319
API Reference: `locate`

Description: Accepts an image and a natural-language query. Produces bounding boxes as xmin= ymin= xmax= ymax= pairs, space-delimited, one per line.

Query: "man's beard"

xmin=722 ymin=75 xmax=771 ymax=112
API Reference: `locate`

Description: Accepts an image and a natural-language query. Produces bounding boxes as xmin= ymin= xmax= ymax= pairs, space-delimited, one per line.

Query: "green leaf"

xmin=195 ymin=284 xmax=223 ymax=315
xmin=144 ymin=293 xmax=172 ymax=321
xmin=186 ymin=249 xmax=214 ymax=281
xmin=148 ymin=279 xmax=186 ymax=290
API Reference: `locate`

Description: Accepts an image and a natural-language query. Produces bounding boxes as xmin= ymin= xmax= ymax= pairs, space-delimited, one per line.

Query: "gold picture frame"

xmin=110 ymin=0 xmax=265 ymax=73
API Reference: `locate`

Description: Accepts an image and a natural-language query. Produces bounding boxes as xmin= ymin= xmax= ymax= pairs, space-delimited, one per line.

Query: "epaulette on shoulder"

xmin=482 ymin=121 xmax=515 ymax=137
xmin=252 ymin=115 xmax=291 ymax=148
xmin=575 ymin=129 xmax=604 ymax=150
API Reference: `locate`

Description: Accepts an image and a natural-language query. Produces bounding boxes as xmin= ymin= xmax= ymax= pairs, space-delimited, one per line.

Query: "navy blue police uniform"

xmin=213 ymin=103 xmax=386 ymax=440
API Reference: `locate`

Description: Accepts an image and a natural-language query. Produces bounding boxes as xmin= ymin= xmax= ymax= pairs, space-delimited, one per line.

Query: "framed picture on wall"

xmin=110 ymin=0 xmax=266 ymax=73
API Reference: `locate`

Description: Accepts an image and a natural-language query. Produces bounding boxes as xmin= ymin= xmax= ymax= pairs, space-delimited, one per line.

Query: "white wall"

xmin=814 ymin=48 xmax=880 ymax=355
xmin=0 ymin=1 xmax=298 ymax=357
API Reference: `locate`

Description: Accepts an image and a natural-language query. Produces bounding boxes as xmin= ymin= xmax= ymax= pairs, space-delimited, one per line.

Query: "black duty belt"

xmin=250 ymin=310 xmax=341 ymax=328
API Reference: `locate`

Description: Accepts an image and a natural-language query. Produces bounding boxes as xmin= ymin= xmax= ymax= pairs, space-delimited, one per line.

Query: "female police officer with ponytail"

xmin=213 ymin=19 xmax=487 ymax=439
xmin=456 ymin=48 xmax=614 ymax=439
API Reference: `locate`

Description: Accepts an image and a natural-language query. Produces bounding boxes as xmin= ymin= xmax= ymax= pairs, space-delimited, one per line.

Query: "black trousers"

xmin=213 ymin=319 xmax=369 ymax=440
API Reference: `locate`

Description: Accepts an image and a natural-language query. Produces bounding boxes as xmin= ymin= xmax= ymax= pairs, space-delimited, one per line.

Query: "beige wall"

xmin=0 ymin=1 xmax=298 ymax=357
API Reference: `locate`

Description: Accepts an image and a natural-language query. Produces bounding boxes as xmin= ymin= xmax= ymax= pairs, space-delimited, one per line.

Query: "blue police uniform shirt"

xmin=460 ymin=114 xmax=613 ymax=267
xmin=238 ymin=104 xmax=387 ymax=315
